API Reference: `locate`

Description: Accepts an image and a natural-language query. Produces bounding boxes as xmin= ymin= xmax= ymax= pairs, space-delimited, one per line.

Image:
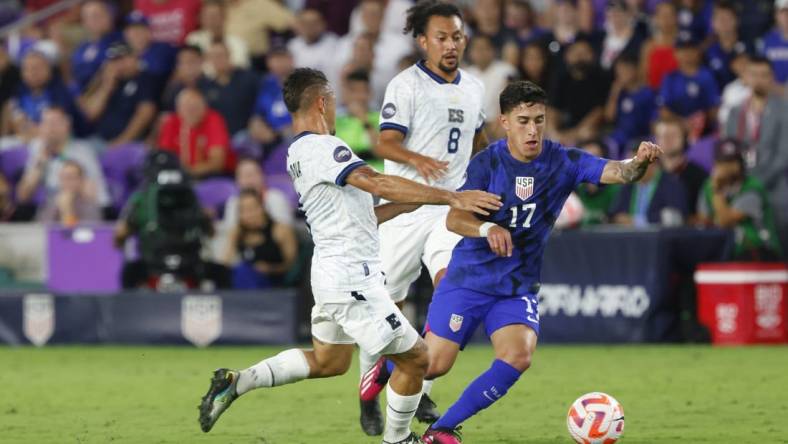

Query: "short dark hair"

xmin=179 ymin=44 xmax=202 ymax=56
xmin=345 ymin=69 xmax=370 ymax=84
xmin=499 ymin=81 xmax=547 ymax=114
xmin=283 ymin=68 xmax=329 ymax=113
xmin=713 ymin=0 xmax=737 ymax=15
xmin=403 ymin=0 xmax=463 ymax=38
xmin=748 ymin=55 xmax=774 ymax=72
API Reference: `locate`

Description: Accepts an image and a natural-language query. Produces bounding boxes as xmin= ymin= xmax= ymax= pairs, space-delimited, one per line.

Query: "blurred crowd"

xmin=0 ymin=0 xmax=785 ymax=290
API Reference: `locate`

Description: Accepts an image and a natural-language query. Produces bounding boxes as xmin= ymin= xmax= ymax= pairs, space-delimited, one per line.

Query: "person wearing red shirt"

xmin=134 ymin=0 xmax=201 ymax=45
xmin=158 ymin=88 xmax=231 ymax=178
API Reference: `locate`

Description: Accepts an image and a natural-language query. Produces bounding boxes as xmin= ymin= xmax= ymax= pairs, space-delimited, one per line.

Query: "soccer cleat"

xmin=360 ymin=398 xmax=384 ymax=436
xmin=383 ymin=432 xmax=425 ymax=444
xmin=198 ymin=368 xmax=240 ymax=432
xmin=422 ymin=426 xmax=463 ymax=444
xmin=415 ymin=393 xmax=441 ymax=423
xmin=360 ymin=357 xmax=391 ymax=402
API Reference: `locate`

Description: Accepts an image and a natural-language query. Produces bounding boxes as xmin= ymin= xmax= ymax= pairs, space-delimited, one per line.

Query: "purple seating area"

xmin=195 ymin=177 xmax=238 ymax=216
xmin=47 ymin=225 xmax=123 ymax=292
xmin=99 ymin=143 xmax=147 ymax=211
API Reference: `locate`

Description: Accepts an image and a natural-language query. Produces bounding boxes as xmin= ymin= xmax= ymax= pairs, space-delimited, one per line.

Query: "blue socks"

xmin=432 ymin=359 xmax=522 ymax=430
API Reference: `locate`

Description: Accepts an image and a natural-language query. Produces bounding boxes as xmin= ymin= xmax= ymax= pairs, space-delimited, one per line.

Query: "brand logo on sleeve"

xmin=333 ymin=146 xmax=352 ymax=162
xmin=382 ymin=102 xmax=397 ymax=119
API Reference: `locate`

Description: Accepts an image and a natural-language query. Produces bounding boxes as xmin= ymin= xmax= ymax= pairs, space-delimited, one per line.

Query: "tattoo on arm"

xmin=615 ymin=159 xmax=649 ymax=183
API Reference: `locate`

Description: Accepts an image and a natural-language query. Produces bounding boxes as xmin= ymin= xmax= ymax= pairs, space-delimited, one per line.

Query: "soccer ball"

xmin=566 ymin=392 xmax=625 ymax=444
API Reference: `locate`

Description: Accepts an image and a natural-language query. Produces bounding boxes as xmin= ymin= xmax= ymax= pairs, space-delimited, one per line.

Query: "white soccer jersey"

xmin=379 ymin=61 xmax=486 ymax=194
xmin=287 ymin=131 xmax=381 ymax=296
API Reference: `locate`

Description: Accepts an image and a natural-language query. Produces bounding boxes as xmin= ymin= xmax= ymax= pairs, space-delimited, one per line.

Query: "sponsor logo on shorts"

xmin=382 ymin=102 xmax=397 ymax=119
xmin=449 ymin=314 xmax=464 ymax=332
xmin=333 ymin=146 xmax=352 ymax=162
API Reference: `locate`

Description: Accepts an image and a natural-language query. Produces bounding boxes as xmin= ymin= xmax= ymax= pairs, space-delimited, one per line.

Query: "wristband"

xmin=479 ymin=222 xmax=496 ymax=237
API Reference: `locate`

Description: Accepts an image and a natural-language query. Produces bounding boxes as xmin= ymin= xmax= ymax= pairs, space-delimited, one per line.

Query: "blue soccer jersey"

xmin=443 ymin=138 xmax=608 ymax=298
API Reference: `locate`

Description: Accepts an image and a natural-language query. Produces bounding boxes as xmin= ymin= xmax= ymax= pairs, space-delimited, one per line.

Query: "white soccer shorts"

xmin=379 ymin=210 xmax=462 ymax=302
xmin=310 ymin=282 xmax=420 ymax=356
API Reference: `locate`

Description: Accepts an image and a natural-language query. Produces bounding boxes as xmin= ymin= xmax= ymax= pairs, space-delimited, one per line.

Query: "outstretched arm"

xmin=600 ymin=141 xmax=662 ymax=184
xmin=345 ymin=165 xmax=501 ymax=216
xmin=373 ymin=203 xmax=422 ymax=225
xmin=373 ymin=129 xmax=449 ymax=181
xmin=446 ymin=208 xmax=513 ymax=257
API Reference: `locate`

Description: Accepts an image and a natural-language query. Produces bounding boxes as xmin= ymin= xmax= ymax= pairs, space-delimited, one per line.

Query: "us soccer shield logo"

xmin=181 ymin=295 xmax=222 ymax=347
xmin=23 ymin=294 xmax=54 ymax=347
xmin=449 ymin=314 xmax=464 ymax=333
xmin=516 ymin=177 xmax=534 ymax=200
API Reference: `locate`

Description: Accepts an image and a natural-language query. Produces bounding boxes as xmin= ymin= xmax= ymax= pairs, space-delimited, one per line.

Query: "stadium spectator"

xmin=575 ymin=139 xmax=620 ymax=225
xmin=71 ymin=0 xmax=122 ymax=91
xmin=0 ymin=45 xmax=20 ymax=110
xmin=248 ymin=47 xmax=293 ymax=156
xmin=759 ymin=0 xmax=788 ymax=85
xmin=158 ymin=88 xmax=231 ymax=178
xmin=698 ymin=138 xmax=783 ymax=260
xmin=287 ymin=8 xmax=338 ymax=84
xmin=658 ymin=37 xmax=719 ymax=139
xmin=469 ymin=0 xmax=519 ymax=62
xmin=77 ymin=42 xmax=157 ymax=146
xmin=305 ymin=0 xmax=357 ymax=36
xmin=133 ymin=0 xmax=201 ymax=45
xmin=675 ymin=0 xmax=712 ymax=43
xmin=547 ymin=37 xmax=610 ymax=145
xmin=123 ymin=11 xmax=176 ymax=97
xmin=518 ymin=42 xmax=553 ymax=95
xmin=222 ymin=158 xmax=294 ymax=231
xmin=640 ymin=1 xmax=679 ymax=89
xmin=185 ymin=0 xmax=250 ymax=70
xmin=0 ymin=173 xmax=12 ymax=221
xmin=16 ymin=107 xmax=108 ymax=211
xmin=334 ymin=70 xmax=380 ymax=167
xmin=336 ymin=32 xmax=387 ymax=106
xmin=654 ymin=117 xmax=708 ymax=220
xmin=611 ymin=144 xmax=688 ymax=227
xmin=224 ymin=0 xmax=294 ymax=66
xmin=348 ymin=0 xmax=411 ymax=38
xmin=723 ymin=55 xmax=788 ymax=249
xmin=504 ymin=0 xmax=547 ymax=54
xmin=222 ymin=188 xmax=297 ymax=289
xmin=199 ymin=41 xmax=259 ymax=137
xmin=605 ymin=53 xmax=657 ymax=157
xmin=37 ymin=159 xmax=102 ymax=226
xmin=2 ymin=51 xmax=78 ymax=142
xmin=705 ymin=2 xmax=752 ymax=90
xmin=599 ymin=0 xmax=647 ymax=70
xmin=718 ymin=52 xmax=752 ymax=127
xmin=466 ymin=34 xmax=517 ymax=133
xmin=161 ymin=44 xmax=202 ymax=111
xmin=542 ymin=0 xmax=584 ymax=69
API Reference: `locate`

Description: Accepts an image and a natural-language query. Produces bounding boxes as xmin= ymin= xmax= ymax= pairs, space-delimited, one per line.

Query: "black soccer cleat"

xmin=415 ymin=394 xmax=441 ymax=424
xmin=198 ymin=368 xmax=240 ymax=432
xmin=360 ymin=397 xmax=385 ymax=436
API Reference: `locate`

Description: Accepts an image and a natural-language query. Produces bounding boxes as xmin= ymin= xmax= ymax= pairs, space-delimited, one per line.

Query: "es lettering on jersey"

xmin=444 ymin=139 xmax=608 ymax=297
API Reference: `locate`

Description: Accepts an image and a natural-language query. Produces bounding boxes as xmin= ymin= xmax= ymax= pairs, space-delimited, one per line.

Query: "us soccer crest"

xmin=449 ymin=314 xmax=464 ymax=333
xmin=23 ymin=294 xmax=54 ymax=347
xmin=181 ymin=295 xmax=223 ymax=347
xmin=515 ymin=177 xmax=534 ymax=200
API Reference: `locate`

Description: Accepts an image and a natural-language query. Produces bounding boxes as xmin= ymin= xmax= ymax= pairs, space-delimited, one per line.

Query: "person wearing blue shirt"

xmin=248 ymin=47 xmax=293 ymax=155
xmin=658 ymin=37 xmax=720 ymax=128
xmin=71 ymin=0 xmax=122 ymax=91
xmin=605 ymin=54 xmax=657 ymax=158
xmin=758 ymin=0 xmax=788 ymax=84
xmin=77 ymin=42 xmax=157 ymax=145
xmin=360 ymin=81 xmax=664 ymax=443
xmin=123 ymin=11 xmax=176 ymax=98
xmin=705 ymin=1 xmax=753 ymax=89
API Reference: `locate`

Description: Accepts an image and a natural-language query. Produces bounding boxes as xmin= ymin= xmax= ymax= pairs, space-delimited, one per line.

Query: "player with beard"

xmin=359 ymin=1 xmax=487 ymax=435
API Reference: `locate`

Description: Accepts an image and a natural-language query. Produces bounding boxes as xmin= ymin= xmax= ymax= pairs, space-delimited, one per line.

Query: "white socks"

xmin=359 ymin=348 xmax=381 ymax=377
xmin=422 ymin=379 xmax=434 ymax=397
xmin=384 ymin=384 xmax=421 ymax=443
xmin=236 ymin=349 xmax=310 ymax=395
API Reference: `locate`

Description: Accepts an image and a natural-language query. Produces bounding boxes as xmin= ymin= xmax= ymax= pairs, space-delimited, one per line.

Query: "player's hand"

xmin=633 ymin=141 xmax=662 ymax=165
xmin=449 ymin=190 xmax=502 ymax=216
xmin=409 ymin=153 xmax=449 ymax=182
xmin=487 ymin=225 xmax=513 ymax=257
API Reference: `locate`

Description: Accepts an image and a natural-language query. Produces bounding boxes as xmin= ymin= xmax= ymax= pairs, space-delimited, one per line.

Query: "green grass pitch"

xmin=2 ymin=345 xmax=787 ymax=443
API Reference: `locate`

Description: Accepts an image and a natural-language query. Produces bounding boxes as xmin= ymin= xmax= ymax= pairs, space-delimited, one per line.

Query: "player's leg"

xmin=198 ymin=336 xmax=354 ymax=433
xmin=425 ymin=296 xmax=539 ymax=442
xmin=360 ymin=220 xmax=429 ymax=435
xmin=382 ymin=337 xmax=430 ymax=444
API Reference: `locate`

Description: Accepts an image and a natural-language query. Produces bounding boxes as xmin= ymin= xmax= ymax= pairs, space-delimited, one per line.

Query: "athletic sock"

xmin=432 ymin=359 xmax=521 ymax=430
xmin=236 ymin=349 xmax=310 ymax=395
xmin=359 ymin=348 xmax=381 ymax=378
xmin=422 ymin=379 xmax=435 ymax=397
xmin=383 ymin=384 xmax=421 ymax=443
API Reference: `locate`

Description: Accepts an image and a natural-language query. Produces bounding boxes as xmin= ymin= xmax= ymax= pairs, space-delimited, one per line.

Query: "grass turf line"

xmin=2 ymin=345 xmax=787 ymax=443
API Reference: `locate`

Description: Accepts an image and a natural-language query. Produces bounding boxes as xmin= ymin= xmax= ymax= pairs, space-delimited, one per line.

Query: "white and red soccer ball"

xmin=566 ymin=392 xmax=625 ymax=444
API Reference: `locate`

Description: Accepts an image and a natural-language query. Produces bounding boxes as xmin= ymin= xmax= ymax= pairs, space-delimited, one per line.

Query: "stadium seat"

xmin=100 ymin=143 xmax=147 ymax=211
xmin=0 ymin=145 xmax=30 ymax=202
xmin=194 ymin=177 xmax=238 ymax=216
xmin=687 ymin=135 xmax=717 ymax=174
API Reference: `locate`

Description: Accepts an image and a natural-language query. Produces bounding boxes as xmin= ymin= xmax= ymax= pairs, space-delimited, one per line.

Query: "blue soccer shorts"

xmin=425 ymin=279 xmax=540 ymax=349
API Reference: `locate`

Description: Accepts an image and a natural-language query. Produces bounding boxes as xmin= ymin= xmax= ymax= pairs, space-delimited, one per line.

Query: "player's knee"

xmin=399 ymin=339 xmax=430 ymax=378
xmin=500 ymin=349 xmax=533 ymax=373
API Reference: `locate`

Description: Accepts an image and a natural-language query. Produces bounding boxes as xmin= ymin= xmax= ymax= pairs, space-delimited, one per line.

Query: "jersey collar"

xmin=292 ymin=131 xmax=315 ymax=143
xmin=416 ymin=60 xmax=461 ymax=85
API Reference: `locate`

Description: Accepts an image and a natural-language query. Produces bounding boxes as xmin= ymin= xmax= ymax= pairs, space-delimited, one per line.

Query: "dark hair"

xmin=499 ymin=81 xmax=547 ymax=114
xmin=578 ymin=139 xmax=609 ymax=158
xmin=614 ymin=52 xmax=639 ymax=67
xmin=713 ymin=0 xmax=737 ymax=14
xmin=748 ymin=55 xmax=774 ymax=71
xmin=345 ymin=69 xmax=370 ymax=83
xmin=282 ymin=68 xmax=329 ymax=113
xmin=179 ymin=44 xmax=202 ymax=56
xmin=403 ymin=0 xmax=463 ymax=38
xmin=238 ymin=187 xmax=263 ymax=204
xmin=714 ymin=138 xmax=745 ymax=172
